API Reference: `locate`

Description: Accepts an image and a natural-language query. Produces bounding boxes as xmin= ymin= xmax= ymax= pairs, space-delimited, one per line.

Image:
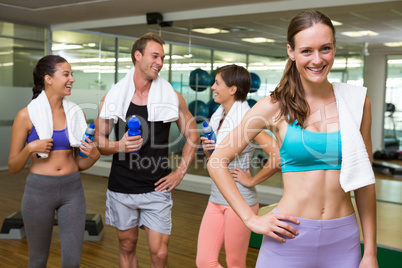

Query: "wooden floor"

xmin=0 ymin=169 xmax=259 ymax=268
xmin=0 ymin=168 xmax=401 ymax=267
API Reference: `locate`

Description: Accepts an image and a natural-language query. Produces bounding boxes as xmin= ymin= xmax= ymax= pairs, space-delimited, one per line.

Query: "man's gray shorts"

xmin=105 ymin=189 xmax=173 ymax=235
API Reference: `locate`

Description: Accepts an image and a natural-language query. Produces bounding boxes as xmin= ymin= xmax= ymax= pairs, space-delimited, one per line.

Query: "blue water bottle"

xmin=202 ymin=121 xmax=216 ymax=154
xmin=127 ymin=115 xmax=141 ymax=153
xmin=79 ymin=123 xmax=95 ymax=158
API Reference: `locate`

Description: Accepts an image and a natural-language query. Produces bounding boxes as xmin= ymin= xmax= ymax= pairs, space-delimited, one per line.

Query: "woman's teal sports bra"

xmin=280 ymin=121 xmax=342 ymax=172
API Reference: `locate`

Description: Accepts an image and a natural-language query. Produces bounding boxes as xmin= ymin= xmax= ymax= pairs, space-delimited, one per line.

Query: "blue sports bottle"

xmin=127 ymin=115 xmax=141 ymax=153
xmin=79 ymin=123 xmax=95 ymax=158
xmin=202 ymin=121 xmax=216 ymax=154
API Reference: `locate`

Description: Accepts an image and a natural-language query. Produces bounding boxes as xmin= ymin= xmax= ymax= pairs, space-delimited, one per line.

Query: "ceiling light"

xmin=387 ymin=59 xmax=402 ymax=64
xmin=169 ymin=55 xmax=184 ymax=59
xmin=331 ymin=20 xmax=343 ymax=26
xmin=250 ymin=62 xmax=265 ymax=66
xmin=242 ymin=37 xmax=275 ymax=43
xmin=384 ymin=42 xmax=402 ymax=47
xmin=83 ymin=69 xmax=116 ymax=73
xmin=0 ymin=50 xmax=13 ymax=55
xmin=87 ymin=43 xmax=96 ymax=47
xmin=340 ymin=31 xmax=378 ymax=37
xmin=68 ymin=58 xmax=116 ymax=63
xmin=119 ymin=58 xmax=132 ymax=62
xmin=192 ymin=28 xmax=229 ymax=34
xmin=52 ymin=44 xmax=83 ymax=50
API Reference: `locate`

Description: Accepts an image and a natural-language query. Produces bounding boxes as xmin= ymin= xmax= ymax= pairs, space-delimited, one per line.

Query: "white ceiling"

xmin=1 ymin=0 xmax=402 ymax=58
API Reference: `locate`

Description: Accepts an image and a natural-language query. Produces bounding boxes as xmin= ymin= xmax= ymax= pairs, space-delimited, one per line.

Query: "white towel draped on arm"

xmin=333 ymin=82 xmax=375 ymax=192
xmin=27 ymin=91 xmax=87 ymax=158
xmin=99 ymin=66 xmax=179 ymax=123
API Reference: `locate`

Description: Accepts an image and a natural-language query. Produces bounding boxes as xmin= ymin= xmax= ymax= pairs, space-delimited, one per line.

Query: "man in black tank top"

xmin=95 ymin=32 xmax=199 ymax=267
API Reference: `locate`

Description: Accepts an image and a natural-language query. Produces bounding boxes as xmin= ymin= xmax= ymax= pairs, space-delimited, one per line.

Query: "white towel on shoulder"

xmin=99 ymin=66 xmax=179 ymax=123
xmin=333 ymin=82 xmax=375 ymax=192
xmin=27 ymin=91 xmax=87 ymax=158
xmin=209 ymin=100 xmax=255 ymax=173
xmin=210 ymin=101 xmax=251 ymax=147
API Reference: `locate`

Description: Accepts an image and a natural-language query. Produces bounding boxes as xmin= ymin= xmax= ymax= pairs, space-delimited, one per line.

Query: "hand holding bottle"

xmin=202 ymin=121 xmax=216 ymax=154
xmin=200 ymin=136 xmax=216 ymax=155
xmin=127 ymin=116 xmax=142 ymax=153
xmin=79 ymin=123 xmax=95 ymax=158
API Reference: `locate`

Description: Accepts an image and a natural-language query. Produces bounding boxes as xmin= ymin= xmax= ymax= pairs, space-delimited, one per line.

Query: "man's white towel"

xmin=99 ymin=66 xmax=179 ymax=123
xmin=333 ymin=82 xmax=375 ymax=192
xmin=27 ymin=91 xmax=87 ymax=158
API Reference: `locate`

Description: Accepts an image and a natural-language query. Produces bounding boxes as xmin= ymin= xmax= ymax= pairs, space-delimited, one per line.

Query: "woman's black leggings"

xmin=21 ymin=172 xmax=86 ymax=268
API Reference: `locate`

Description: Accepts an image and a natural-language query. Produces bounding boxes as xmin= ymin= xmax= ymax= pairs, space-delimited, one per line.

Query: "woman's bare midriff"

xmin=276 ymin=169 xmax=355 ymax=220
xmin=29 ymin=150 xmax=79 ymax=176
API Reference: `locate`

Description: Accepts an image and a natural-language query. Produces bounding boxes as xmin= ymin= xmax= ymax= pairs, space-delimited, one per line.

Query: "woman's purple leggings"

xmin=256 ymin=208 xmax=361 ymax=268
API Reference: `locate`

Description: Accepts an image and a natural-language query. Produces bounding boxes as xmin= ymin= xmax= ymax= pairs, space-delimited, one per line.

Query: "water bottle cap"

xmin=86 ymin=123 xmax=96 ymax=135
xmin=128 ymin=115 xmax=141 ymax=129
xmin=202 ymin=121 xmax=212 ymax=133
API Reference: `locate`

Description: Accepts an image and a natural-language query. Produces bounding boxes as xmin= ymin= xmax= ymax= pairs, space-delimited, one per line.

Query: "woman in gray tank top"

xmin=196 ymin=64 xmax=280 ymax=268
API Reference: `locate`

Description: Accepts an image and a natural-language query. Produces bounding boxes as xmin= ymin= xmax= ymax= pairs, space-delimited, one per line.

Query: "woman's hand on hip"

xmin=246 ymin=212 xmax=300 ymax=242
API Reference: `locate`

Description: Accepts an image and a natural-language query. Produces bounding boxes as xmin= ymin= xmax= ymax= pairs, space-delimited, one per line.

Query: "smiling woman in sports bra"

xmin=8 ymin=55 xmax=100 ymax=267
xmin=208 ymin=10 xmax=377 ymax=268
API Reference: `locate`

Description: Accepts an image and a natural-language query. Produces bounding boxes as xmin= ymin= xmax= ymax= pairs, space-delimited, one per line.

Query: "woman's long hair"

xmin=270 ymin=10 xmax=335 ymax=127
xmin=32 ymin=55 xmax=67 ymax=99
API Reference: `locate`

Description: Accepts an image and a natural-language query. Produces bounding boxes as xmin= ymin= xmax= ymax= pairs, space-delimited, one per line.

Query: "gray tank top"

xmin=209 ymin=142 xmax=258 ymax=206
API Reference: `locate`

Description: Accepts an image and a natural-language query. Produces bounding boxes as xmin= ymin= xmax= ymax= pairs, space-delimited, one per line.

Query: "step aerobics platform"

xmin=0 ymin=212 xmax=104 ymax=241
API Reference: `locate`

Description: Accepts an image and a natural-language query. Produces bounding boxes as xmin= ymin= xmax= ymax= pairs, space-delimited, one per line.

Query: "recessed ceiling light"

xmin=192 ymin=28 xmax=229 ymax=34
xmin=387 ymin=59 xmax=402 ymax=64
xmin=331 ymin=20 xmax=342 ymax=26
xmin=241 ymin=37 xmax=275 ymax=43
xmin=341 ymin=30 xmax=378 ymax=37
xmin=52 ymin=44 xmax=83 ymax=50
xmin=384 ymin=42 xmax=402 ymax=47
xmin=167 ymin=55 xmax=184 ymax=59
xmin=87 ymin=43 xmax=96 ymax=47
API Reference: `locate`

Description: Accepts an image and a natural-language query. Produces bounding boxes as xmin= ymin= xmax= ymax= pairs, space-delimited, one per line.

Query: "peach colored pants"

xmin=196 ymin=201 xmax=259 ymax=268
